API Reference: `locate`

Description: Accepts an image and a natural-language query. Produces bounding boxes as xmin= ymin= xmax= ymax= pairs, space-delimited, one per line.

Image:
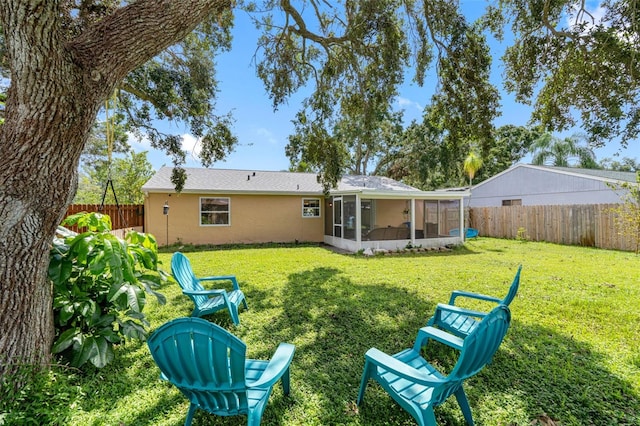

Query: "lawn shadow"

xmin=248 ymin=266 xmax=439 ymax=425
xmin=483 ymin=322 xmax=640 ymax=424
xmin=249 ymin=267 xmax=640 ymax=425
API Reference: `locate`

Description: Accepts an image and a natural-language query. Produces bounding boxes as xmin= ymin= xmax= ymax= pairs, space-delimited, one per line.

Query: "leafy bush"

xmin=48 ymin=212 xmax=166 ymax=369
xmin=516 ymin=227 xmax=530 ymax=242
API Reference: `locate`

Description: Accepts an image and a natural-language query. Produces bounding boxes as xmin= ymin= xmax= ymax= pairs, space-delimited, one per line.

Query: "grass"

xmin=3 ymin=238 xmax=639 ymax=425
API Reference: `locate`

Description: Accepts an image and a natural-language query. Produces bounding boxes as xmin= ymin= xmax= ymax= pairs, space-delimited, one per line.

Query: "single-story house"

xmin=467 ymin=164 xmax=636 ymax=207
xmin=142 ymin=167 xmax=470 ymax=252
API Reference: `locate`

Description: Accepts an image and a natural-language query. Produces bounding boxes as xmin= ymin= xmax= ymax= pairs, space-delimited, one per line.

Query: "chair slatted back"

xmin=432 ymin=305 xmax=511 ymax=405
xmin=147 ymin=317 xmax=250 ymax=415
xmin=171 ymin=252 xmax=208 ymax=306
xmin=502 ymin=264 xmax=522 ymax=306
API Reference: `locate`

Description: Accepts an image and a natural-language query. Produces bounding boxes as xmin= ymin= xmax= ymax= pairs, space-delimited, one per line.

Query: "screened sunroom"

xmin=323 ymin=189 xmax=469 ymax=252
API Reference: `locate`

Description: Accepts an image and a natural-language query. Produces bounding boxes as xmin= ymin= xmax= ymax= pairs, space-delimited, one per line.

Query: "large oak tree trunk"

xmin=0 ymin=0 xmax=230 ymax=378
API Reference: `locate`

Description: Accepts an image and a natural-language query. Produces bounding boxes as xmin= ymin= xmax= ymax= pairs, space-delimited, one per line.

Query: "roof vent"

xmin=247 ymin=175 xmax=250 ymax=181
xmin=297 ymin=184 xmax=299 ymax=190
xmin=253 ymin=172 xmax=256 ymax=176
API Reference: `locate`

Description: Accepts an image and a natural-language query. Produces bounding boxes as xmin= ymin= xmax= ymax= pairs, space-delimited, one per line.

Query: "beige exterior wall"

xmin=145 ymin=193 xmax=325 ymax=246
xmin=374 ymin=199 xmax=406 ymax=228
xmin=369 ymin=199 xmax=426 ymax=234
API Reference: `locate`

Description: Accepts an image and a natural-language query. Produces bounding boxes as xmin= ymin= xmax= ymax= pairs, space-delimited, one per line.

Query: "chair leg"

xmin=229 ymin=304 xmax=240 ymax=325
xmin=357 ymin=362 xmax=372 ymax=405
xmin=281 ymin=367 xmax=291 ymax=395
xmin=420 ymin=407 xmax=438 ymax=426
xmin=454 ymin=386 xmax=475 ymax=426
xmin=184 ymin=403 xmax=197 ymax=426
xmin=242 ymin=296 xmax=249 ymax=310
xmin=247 ymin=410 xmax=262 ymax=426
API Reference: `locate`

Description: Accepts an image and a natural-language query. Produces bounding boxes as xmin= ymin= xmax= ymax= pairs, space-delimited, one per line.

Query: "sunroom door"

xmin=333 ymin=197 xmax=342 ymax=238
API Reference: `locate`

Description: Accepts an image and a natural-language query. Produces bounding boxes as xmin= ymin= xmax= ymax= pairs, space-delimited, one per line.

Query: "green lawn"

xmin=7 ymin=238 xmax=640 ymax=425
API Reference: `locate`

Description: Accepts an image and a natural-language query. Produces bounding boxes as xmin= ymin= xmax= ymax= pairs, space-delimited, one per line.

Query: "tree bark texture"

xmin=0 ymin=0 xmax=231 ymax=377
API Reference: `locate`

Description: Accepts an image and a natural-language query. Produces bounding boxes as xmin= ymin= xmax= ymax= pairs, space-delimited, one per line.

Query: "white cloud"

xmin=397 ymin=97 xmax=423 ymax=112
xmin=255 ymin=127 xmax=279 ymax=145
xmin=565 ymin=4 xmax=638 ymax=44
xmin=566 ymin=4 xmax=607 ymax=33
xmin=181 ymin=133 xmax=202 ymax=160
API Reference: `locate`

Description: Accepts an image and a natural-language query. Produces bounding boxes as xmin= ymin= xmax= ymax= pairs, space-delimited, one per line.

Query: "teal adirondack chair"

xmin=357 ymin=305 xmax=511 ymax=426
xmin=147 ymin=317 xmax=295 ymax=426
xmin=426 ymin=265 xmax=521 ymax=339
xmin=171 ymin=252 xmax=248 ymax=325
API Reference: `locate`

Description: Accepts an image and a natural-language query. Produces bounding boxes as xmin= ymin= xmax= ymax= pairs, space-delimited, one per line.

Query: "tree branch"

xmin=68 ymin=0 xmax=232 ymax=91
xmin=279 ymin=0 xmax=349 ymax=46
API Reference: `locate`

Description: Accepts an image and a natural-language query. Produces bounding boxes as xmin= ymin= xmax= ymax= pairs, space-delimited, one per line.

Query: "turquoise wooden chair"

xmin=147 ymin=317 xmax=295 ymax=426
xmin=426 ymin=265 xmax=521 ymax=339
xmin=171 ymin=252 xmax=248 ymax=325
xmin=357 ymin=305 xmax=511 ymax=426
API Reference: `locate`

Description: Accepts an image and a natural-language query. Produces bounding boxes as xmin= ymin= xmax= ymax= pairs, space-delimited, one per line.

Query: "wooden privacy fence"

xmin=469 ymin=204 xmax=636 ymax=252
xmin=64 ymin=204 xmax=144 ymax=232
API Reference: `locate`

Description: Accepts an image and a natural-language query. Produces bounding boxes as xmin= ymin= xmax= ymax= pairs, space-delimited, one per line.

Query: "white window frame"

xmin=302 ymin=198 xmax=321 ymax=218
xmin=200 ymin=197 xmax=231 ymax=226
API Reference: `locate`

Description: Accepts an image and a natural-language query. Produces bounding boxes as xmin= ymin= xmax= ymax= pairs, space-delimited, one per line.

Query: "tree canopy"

xmin=531 ymin=133 xmax=598 ymax=168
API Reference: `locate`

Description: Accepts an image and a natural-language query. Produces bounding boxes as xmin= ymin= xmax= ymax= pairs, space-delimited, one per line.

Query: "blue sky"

xmin=131 ymin=2 xmax=631 ymax=172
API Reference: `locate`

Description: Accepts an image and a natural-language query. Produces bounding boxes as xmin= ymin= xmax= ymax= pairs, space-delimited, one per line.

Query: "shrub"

xmin=516 ymin=227 xmax=530 ymax=242
xmin=48 ymin=212 xmax=166 ymax=369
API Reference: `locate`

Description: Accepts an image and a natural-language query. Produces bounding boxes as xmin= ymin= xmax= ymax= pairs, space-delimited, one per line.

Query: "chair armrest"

xmin=200 ymin=275 xmax=241 ymax=291
xmin=200 ymin=275 xmax=236 ymax=282
xmin=182 ymin=289 xmax=226 ymax=296
xmin=248 ymin=343 xmax=295 ymax=389
xmin=435 ymin=303 xmax=488 ymax=319
xmin=449 ymin=290 xmax=502 ymax=305
xmin=364 ymin=348 xmax=443 ymax=387
xmin=413 ymin=326 xmax=464 ymax=352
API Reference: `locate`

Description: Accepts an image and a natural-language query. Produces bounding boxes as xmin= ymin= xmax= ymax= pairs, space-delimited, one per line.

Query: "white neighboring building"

xmin=467 ymin=164 xmax=636 ymax=208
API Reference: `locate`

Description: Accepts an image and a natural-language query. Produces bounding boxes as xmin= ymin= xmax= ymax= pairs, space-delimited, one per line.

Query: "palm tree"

xmin=531 ymin=133 xmax=598 ymax=168
xmin=463 ymin=151 xmax=483 ymax=187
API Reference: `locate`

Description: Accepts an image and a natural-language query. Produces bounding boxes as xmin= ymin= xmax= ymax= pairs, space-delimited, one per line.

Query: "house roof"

xmin=142 ymin=167 xmax=450 ymax=198
xmin=547 ymin=166 xmax=637 ymax=183
xmin=472 ymin=163 xmax=637 ymax=189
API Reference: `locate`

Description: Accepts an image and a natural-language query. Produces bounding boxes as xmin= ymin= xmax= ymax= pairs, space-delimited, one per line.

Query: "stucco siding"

xmin=373 ymin=199 xmax=409 ymax=228
xmin=145 ymin=193 xmax=324 ymax=245
xmin=469 ymin=166 xmax=624 ymax=207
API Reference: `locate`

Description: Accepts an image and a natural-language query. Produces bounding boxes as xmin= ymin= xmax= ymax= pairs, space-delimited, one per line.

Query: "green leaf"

xmin=141 ymin=281 xmax=167 ymax=305
xmin=126 ymin=285 xmax=145 ymax=313
xmin=79 ymin=300 xmax=97 ymax=319
xmin=89 ymin=252 xmax=107 ymax=275
xmin=89 ymin=337 xmax=114 ymax=369
xmin=92 ymin=314 xmax=116 ymax=329
xmin=107 ymin=283 xmax=128 ymax=308
xmin=61 ymin=212 xmax=89 ymax=227
xmin=96 ymin=325 xmax=121 ymax=344
xmin=69 ymin=234 xmax=92 ymax=265
xmin=120 ymin=320 xmax=147 ymax=341
xmin=71 ymin=336 xmax=98 ymax=368
xmin=48 ymin=256 xmax=64 ymax=285
xmin=58 ymin=303 xmax=75 ymax=325
xmin=52 ymin=328 xmax=81 ymax=354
